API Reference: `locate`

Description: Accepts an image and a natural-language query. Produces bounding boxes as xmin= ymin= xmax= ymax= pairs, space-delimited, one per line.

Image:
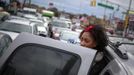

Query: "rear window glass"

xmin=1 ymin=44 xmax=81 ymax=75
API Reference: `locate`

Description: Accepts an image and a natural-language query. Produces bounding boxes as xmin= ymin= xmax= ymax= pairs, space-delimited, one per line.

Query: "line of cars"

xmin=0 ymin=17 xmax=47 ymax=40
xmin=0 ymin=14 xmax=49 ymax=58
xmin=0 ymin=7 xmax=51 ymax=58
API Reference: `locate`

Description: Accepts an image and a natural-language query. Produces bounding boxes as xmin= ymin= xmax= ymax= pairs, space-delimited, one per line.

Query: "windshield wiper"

xmin=109 ymin=41 xmax=128 ymax=59
xmin=115 ymin=42 xmax=134 ymax=48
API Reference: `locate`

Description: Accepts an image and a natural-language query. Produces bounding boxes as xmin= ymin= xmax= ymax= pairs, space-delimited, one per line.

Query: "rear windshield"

xmin=0 ymin=22 xmax=32 ymax=33
xmin=0 ymin=44 xmax=81 ymax=75
xmin=51 ymin=21 xmax=69 ymax=28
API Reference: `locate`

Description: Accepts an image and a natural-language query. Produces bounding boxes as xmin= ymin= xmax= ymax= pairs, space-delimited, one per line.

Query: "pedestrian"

xmin=79 ymin=25 xmax=108 ymax=75
xmin=71 ymin=22 xmax=77 ymax=31
xmin=0 ymin=7 xmax=10 ymax=21
xmin=8 ymin=0 xmax=20 ymax=15
xmin=47 ymin=2 xmax=58 ymax=17
xmin=80 ymin=17 xmax=89 ymax=29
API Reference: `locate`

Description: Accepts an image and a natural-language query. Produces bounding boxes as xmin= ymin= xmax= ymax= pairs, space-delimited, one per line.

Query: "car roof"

xmin=5 ymin=19 xmax=39 ymax=27
xmin=6 ymin=19 xmax=31 ymax=26
xmin=29 ymin=19 xmax=43 ymax=23
xmin=0 ymin=32 xmax=97 ymax=75
xmin=10 ymin=16 xmax=28 ymax=20
xmin=52 ymin=19 xmax=68 ymax=23
xmin=23 ymin=7 xmax=36 ymax=12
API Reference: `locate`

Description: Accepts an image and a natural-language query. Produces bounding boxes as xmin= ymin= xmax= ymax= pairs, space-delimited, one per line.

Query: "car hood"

xmin=0 ymin=30 xmax=19 ymax=40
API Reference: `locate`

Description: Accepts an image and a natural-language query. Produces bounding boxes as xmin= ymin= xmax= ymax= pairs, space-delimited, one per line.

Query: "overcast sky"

xmin=31 ymin=0 xmax=134 ymax=19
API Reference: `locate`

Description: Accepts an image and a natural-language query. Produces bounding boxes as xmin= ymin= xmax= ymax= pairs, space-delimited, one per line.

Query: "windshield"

xmin=51 ymin=21 xmax=69 ymax=28
xmin=0 ymin=22 xmax=32 ymax=33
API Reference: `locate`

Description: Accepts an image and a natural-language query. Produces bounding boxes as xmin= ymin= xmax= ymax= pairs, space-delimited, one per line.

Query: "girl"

xmin=79 ymin=25 xmax=108 ymax=75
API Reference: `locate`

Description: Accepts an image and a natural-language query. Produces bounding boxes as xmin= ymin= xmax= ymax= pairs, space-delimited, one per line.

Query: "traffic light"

xmin=90 ymin=0 xmax=96 ymax=7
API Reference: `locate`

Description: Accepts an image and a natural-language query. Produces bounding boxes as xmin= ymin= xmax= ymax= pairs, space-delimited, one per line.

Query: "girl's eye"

xmin=80 ymin=37 xmax=90 ymax=43
xmin=84 ymin=39 xmax=90 ymax=43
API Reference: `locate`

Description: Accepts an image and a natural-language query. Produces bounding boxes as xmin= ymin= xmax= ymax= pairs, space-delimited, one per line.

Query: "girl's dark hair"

xmin=79 ymin=25 xmax=108 ymax=51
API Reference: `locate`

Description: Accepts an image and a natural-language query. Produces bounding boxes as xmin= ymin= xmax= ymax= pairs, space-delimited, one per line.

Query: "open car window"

xmin=0 ymin=43 xmax=81 ymax=75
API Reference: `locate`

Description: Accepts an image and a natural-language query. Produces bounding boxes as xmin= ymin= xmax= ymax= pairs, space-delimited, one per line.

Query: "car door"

xmin=0 ymin=32 xmax=97 ymax=75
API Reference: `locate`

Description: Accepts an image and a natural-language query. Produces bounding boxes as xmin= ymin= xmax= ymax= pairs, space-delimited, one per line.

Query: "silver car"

xmin=0 ymin=33 xmax=134 ymax=75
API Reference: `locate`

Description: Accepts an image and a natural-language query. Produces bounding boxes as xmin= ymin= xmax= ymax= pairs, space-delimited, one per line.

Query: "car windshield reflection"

xmin=0 ymin=22 xmax=32 ymax=33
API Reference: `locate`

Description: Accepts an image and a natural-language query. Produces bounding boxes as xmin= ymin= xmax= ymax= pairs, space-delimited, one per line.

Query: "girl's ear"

xmin=92 ymin=41 xmax=97 ymax=48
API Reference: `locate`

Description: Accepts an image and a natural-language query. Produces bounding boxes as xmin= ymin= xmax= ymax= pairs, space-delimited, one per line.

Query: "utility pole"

xmin=103 ymin=0 xmax=108 ymax=28
xmin=123 ymin=0 xmax=132 ymax=37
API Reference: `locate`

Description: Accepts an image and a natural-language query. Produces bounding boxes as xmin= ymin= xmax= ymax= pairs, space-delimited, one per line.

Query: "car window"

xmin=0 ymin=43 xmax=81 ymax=75
xmin=19 ymin=10 xmax=37 ymax=16
xmin=0 ymin=37 xmax=7 ymax=57
xmin=51 ymin=21 xmax=69 ymax=28
xmin=0 ymin=22 xmax=32 ymax=33
xmin=0 ymin=35 xmax=12 ymax=57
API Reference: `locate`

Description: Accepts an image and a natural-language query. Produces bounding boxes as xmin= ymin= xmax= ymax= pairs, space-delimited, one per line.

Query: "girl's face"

xmin=80 ymin=32 xmax=96 ymax=48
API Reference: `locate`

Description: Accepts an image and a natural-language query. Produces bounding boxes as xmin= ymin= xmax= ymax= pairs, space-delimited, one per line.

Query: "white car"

xmin=49 ymin=20 xmax=71 ymax=39
xmin=0 ymin=33 xmax=134 ymax=75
